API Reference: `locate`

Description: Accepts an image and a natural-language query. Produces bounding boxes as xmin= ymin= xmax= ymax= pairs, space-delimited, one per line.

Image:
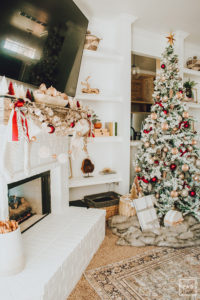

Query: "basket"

xmin=84 ymin=191 xmax=120 ymax=220
xmin=186 ymin=56 xmax=200 ymax=71
xmin=84 ymin=31 xmax=101 ymax=51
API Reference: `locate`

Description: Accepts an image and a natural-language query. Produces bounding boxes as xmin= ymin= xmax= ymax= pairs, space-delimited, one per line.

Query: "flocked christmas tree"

xmin=135 ymin=33 xmax=200 ymax=221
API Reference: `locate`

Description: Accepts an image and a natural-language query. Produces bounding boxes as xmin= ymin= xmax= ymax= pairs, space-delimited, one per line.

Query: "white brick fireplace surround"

xmin=0 ymin=130 xmax=106 ymax=299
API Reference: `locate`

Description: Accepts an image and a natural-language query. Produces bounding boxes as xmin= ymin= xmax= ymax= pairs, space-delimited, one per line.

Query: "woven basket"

xmin=186 ymin=56 xmax=200 ymax=71
xmin=84 ymin=31 xmax=101 ymax=51
xmin=100 ymin=204 xmax=119 ymax=220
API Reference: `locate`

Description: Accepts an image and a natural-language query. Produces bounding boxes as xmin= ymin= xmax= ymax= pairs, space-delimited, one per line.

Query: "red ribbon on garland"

xmin=155 ymin=101 xmax=163 ymax=107
xmin=11 ymin=100 xmax=29 ymax=142
xmin=144 ymin=127 xmax=152 ymax=134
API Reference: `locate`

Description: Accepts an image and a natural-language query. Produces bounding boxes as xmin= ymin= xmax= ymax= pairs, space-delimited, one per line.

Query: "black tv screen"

xmin=0 ymin=0 xmax=88 ymax=96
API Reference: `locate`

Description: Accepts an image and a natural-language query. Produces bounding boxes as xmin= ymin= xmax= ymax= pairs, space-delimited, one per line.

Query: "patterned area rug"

xmin=85 ymin=247 xmax=200 ymax=300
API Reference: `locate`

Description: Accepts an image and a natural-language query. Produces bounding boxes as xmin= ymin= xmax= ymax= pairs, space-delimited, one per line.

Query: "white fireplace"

xmin=0 ymin=127 xmax=106 ymax=299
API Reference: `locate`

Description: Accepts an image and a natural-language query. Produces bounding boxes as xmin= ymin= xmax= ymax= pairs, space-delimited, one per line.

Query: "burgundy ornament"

xmin=47 ymin=124 xmax=55 ymax=134
xmin=154 ymin=160 xmax=159 ymax=165
xmin=190 ymin=191 xmax=196 ymax=197
xmin=170 ymin=163 xmax=177 ymax=171
xmin=161 ymin=64 xmax=166 ymax=69
xmin=77 ymin=101 xmax=80 ymax=108
xmin=179 ymin=89 xmax=183 ymax=94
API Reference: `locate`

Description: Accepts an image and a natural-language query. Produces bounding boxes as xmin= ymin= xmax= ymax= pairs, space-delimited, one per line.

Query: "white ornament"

xmin=18 ymin=85 xmax=26 ymax=98
xmin=34 ymin=108 xmax=41 ymax=116
xmin=164 ymin=210 xmax=183 ymax=227
xmin=74 ymin=119 xmax=90 ymax=137
xmin=57 ymin=153 xmax=68 ymax=164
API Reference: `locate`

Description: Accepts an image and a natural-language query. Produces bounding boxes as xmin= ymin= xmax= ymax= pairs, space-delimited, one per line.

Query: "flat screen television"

xmin=0 ymin=0 xmax=88 ymax=96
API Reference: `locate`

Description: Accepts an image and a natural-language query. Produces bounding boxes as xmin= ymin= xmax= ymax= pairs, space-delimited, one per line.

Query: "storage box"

xmin=84 ymin=192 xmax=121 ymax=220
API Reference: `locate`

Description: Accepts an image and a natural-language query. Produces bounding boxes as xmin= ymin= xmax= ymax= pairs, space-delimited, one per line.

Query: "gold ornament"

xmin=179 ymin=173 xmax=184 ymax=180
xmin=182 ymin=111 xmax=189 ymax=118
xmin=176 ymin=68 xmax=179 ymax=72
xmin=173 ymin=127 xmax=178 ymax=132
xmin=162 ymin=122 xmax=169 ymax=131
xmin=196 ymin=159 xmax=200 ymax=168
xmin=171 ymin=190 xmax=178 ymax=198
xmin=144 ymin=142 xmax=150 ymax=148
xmin=172 ymin=147 xmax=178 ymax=155
xmin=155 ymin=193 xmax=160 ymax=199
xmin=169 ymin=89 xmax=173 ymax=98
xmin=151 ymin=112 xmax=157 ymax=120
xmin=166 ymin=33 xmax=175 ymax=46
xmin=176 ymin=92 xmax=182 ymax=99
xmin=192 ymin=139 xmax=197 ymax=145
xmin=135 ymin=166 xmax=141 ymax=173
xmin=30 ymin=136 xmax=37 ymax=142
xmin=163 ymin=96 xmax=168 ymax=102
xmin=163 ymin=147 xmax=168 ymax=153
xmin=182 ymin=164 xmax=189 ymax=172
xmin=187 ymin=146 xmax=193 ymax=152
xmin=170 ymin=104 xmax=174 ymax=109
xmin=52 ymin=154 xmax=57 ymax=159
xmin=194 ymin=175 xmax=200 ymax=182
xmin=161 ymin=76 xmax=166 ymax=82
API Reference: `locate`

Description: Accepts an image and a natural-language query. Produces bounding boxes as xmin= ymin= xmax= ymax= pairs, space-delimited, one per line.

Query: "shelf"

xmin=69 ymin=173 xmax=122 ymax=188
xmin=76 ymin=94 xmax=123 ymax=103
xmin=88 ymin=136 xmax=123 ymax=143
xmin=131 ymin=100 xmax=154 ymax=104
xmin=183 ymin=68 xmax=200 ymax=77
xmin=83 ymin=49 xmax=124 ymax=62
xmin=130 ymin=140 xmax=142 ymax=147
xmin=184 ymin=102 xmax=200 ymax=109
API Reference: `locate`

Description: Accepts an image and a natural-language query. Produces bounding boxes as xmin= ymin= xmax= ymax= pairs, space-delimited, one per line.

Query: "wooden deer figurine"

xmin=81 ymin=76 xmax=100 ymax=94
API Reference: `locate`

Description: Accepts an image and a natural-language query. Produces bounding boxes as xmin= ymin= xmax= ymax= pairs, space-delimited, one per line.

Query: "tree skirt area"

xmin=85 ymin=246 xmax=200 ymax=300
xmin=108 ymin=215 xmax=200 ymax=248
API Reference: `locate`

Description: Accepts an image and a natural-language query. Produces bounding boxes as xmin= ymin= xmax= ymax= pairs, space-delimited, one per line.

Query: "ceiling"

xmin=76 ymin=0 xmax=200 ymax=44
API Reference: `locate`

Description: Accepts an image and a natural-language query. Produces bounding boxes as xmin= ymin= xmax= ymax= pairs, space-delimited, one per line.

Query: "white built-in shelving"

xmin=69 ymin=173 xmax=122 ymax=188
xmin=83 ymin=49 xmax=124 ymax=62
xmin=183 ymin=68 xmax=200 ymax=77
xmin=88 ymin=136 xmax=123 ymax=143
xmin=76 ymin=94 xmax=123 ymax=103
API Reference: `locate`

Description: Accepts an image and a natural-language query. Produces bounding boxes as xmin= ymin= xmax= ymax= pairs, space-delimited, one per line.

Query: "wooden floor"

xmin=68 ymin=227 xmax=154 ymax=299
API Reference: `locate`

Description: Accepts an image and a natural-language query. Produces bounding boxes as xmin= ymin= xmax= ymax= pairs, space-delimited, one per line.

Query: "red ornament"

xmin=190 ymin=191 xmax=196 ymax=197
xmin=77 ymin=101 xmax=80 ymax=108
xmin=179 ymin=89 xmax=183 ymax=94
xmin=143 ymin=127 xmax=152 ymax=134
xmin=70 ymin=122 xmax=75 ymax=128
xmin=151 ymin=176 xmax=158 ymax=183
xmin=15 ymin=99 xmax=25 ymax=108
xmin=8 ymin=82 xmax=15 ymax=95
xmin=143 ymin=179 xmax=149 ymax=183
xmin=184 ymin=122 xmax=189 ymax=128
xmin=163 ymin=110 xmax=168 ymax=115
xmin=170 ymin=163 xmax=177 ymax=171
xmin=161 ymin=64 xmax=166 ymax=69
xmin=154 ymin=160 xmax=159 ymax=165
xmin=47 ymin=124 xmax=55 ymax=134
xmin=26 ymin=89 xmax=32 ymax=101
xmin=87 ymin=114 xmax=91 ymax=118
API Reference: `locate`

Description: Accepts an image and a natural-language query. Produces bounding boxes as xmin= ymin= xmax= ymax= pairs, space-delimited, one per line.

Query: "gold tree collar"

xmin=166 ymin=33 xmax=175 ymax=46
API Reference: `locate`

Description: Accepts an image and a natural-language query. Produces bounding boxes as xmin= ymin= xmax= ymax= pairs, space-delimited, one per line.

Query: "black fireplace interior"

xmin=8 ymin=171 xmax=51 ymax=232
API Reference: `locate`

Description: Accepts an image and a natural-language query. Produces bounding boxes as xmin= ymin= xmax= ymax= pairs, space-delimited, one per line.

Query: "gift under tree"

xmin=135 ymin=33 xmax=200 ymax=221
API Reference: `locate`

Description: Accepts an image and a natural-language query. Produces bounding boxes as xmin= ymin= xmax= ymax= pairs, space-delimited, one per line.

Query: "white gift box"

xmin=133 ymin=195 xmax=160 ymax=231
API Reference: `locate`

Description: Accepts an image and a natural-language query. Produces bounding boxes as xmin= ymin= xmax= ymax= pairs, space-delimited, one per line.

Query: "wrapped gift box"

xmin=133 ymin=195 xmax=160 ymax=231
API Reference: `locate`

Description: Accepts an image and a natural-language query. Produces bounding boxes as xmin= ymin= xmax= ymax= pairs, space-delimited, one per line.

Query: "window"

xmin=4 ymin=38 xmax=36 ymax=59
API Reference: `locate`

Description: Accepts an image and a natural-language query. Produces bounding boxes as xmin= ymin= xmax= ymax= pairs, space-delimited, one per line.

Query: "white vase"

xmin=0 ymin=227 xmax=25 ymax=276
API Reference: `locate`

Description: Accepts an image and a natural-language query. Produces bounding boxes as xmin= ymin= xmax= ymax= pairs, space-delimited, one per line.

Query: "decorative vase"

xmin=0 ymin=227 xmax=25 ymax=276
xmin=94 ymin=122 xmax=102 ymax=129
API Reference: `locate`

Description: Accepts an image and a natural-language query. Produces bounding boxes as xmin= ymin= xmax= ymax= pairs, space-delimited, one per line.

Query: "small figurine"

xmin=81 ymin=158 xmax=94 ymax=177
xmin=81 ymin=76 xmax=100 ymax=94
